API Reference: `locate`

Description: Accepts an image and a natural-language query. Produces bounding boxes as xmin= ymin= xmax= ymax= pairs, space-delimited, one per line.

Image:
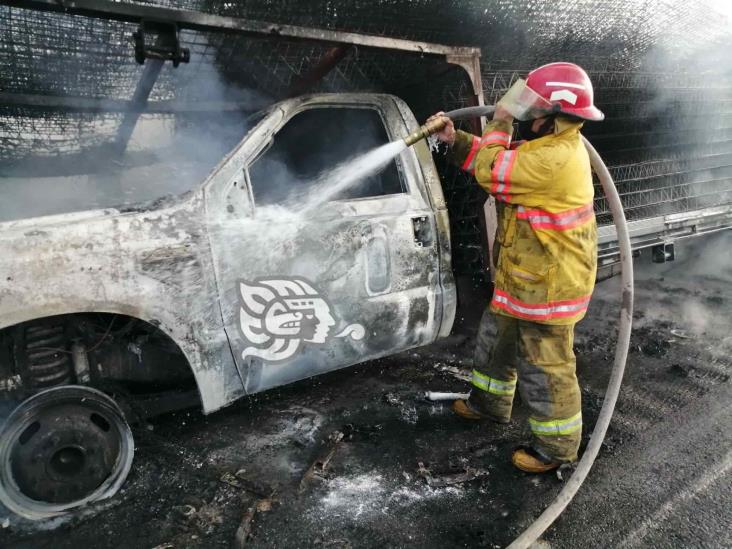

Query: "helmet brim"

xmin=561 ymin=105 xmax=605 ymax=122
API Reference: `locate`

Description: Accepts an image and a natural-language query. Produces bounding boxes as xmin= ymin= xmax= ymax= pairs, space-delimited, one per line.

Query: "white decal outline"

xmin=549 ymin=89 xmax=578 ymax=104
xmin=545 ymin=81 xmax=586 ymax=89
xmin=237 ymin=277 xmax=365 ymax=363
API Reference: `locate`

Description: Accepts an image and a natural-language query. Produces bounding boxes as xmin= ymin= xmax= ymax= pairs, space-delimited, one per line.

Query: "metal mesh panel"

xmin=481 ymin=68 xmax=732 ymax=228
xmin=0 ymin=109 xmax=122 ymax=159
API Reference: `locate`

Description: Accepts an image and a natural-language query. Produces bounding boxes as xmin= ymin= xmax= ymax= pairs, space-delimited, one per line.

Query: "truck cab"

xmin=0 ymin=93 xmax=456 ymax=518
xmin=206 ymin=94 xmax=455 ymax=395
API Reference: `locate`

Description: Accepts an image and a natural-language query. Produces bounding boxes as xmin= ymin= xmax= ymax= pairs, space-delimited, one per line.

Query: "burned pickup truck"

xmin=0 ymin=94 xmax=456 ymax=519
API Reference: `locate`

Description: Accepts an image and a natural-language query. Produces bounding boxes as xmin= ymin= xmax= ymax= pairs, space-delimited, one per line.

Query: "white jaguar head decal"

xmin=238 ymin=277 xmax=365 ymax=363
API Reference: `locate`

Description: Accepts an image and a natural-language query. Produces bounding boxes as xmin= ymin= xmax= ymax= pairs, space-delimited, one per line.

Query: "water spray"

xmin=303 ymin=107 xmax=496 ymax=213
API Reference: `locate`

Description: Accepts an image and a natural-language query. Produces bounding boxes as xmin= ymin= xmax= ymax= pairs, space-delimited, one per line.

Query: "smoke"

xmin=202 ymin=107 xmax=408 ymax=259
xmin=0 ymin=52 xmax=406 ymax=225
xmin=622 ymin=1 xmax=732 ymax=220
xmin=243 ymin=104 xmax=406 ymax=215
xmin=0 ymin=26 xmax=419 ymax=397
xmin=633 ymin=230 xmax=732 ymax=338
xmin=591 ymin=228 xmax=731 ymax=355
xmin=295 ymin=140 xmax=406 ymax=213
xmin=623 ymin=4 xmax=732 ymax=338
xmin=0 ymin=51 xmax=266 ymax=222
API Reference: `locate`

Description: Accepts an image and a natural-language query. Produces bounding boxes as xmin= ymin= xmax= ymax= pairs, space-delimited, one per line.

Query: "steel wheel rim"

xmin=0 ymin=385 xmax=134 ymax=519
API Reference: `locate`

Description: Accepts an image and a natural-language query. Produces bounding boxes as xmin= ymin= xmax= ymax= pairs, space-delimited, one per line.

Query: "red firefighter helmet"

xmin=525 ymin=62 xmax=604 ymax=121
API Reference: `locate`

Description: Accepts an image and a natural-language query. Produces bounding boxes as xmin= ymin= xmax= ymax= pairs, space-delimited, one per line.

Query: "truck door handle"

xmin=412 ymin=216 xmax=433 ymax=248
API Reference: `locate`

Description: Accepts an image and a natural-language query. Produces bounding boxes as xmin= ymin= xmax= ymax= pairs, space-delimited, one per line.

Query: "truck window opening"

xmin=249 ymin=107 xmax=405 ymax=207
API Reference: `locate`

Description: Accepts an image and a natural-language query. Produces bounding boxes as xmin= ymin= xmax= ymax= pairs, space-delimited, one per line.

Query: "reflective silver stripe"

xmin=494 ymin=151 xmax=515 ymax=194
xmin=529 ymin=412 xmax=583 ymax=436
xmin=480 ymin=132 xmax=511 ymax=147
xmin=471 ymin=371 xmax=489 ymax=391
xmin=491 ymin=379 xmax=515 ymax=391
xmin=492 ymin=293 xmax=589 ymax=317
xmin=517 ymin=204 xmax=594 ymax=227
xmin=471 ymin=370 xmax=516 ymax=395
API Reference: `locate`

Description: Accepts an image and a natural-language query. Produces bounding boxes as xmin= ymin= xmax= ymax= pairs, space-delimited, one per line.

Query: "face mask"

xmin=517 ymin=117 xmax=554 ymax=141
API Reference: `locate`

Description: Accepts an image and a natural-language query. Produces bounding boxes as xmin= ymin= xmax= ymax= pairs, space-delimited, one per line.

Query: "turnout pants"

xmin=469 ymin=313 xmax=582 ymax=462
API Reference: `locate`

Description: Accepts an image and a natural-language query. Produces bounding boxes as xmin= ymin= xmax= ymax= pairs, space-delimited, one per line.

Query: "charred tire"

xmin=0 ymin=385 xmax=134 ymax=519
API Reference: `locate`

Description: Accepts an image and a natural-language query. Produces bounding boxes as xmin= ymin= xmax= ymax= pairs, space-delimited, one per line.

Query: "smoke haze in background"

xmin=0 ymin=54 xmax=265 ymax=222
xmin=592 ymin=230 xmax=732 ymax=343
xmin=620 ymin=7 xmax=732 ymax=341
xmin=652 ymin=2 xmax=730 ymax=210
xmin=0 ymin=57 xmax=404 ymax=224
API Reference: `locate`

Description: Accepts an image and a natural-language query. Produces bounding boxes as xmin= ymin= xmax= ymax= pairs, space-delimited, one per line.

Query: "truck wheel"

xmin=473 ymin=306 xmax=497 ymax=369
xmin=0 ymin=385 xmax=134 ymax=519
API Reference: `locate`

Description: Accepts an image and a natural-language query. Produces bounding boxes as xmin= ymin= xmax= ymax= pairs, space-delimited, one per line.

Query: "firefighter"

xmin=429 ymin=62 xmax=603 ymax=473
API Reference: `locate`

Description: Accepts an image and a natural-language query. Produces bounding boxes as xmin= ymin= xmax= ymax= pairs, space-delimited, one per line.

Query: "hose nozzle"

xmin=403 ymin=116 xmax=448 ymax=147
xmin=403 ymin=106 xmax=497 ymax=148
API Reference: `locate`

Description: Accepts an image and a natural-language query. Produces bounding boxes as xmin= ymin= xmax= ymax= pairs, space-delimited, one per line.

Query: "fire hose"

xmin=405 ymin=105 xmax=634 ymax=548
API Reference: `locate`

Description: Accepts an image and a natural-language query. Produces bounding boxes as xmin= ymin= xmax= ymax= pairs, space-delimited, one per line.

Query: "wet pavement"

xmin=2 ymin=231 xmax=730 ymax=548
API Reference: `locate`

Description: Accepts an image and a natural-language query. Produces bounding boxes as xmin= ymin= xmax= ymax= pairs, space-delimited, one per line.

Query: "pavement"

xmin=2 ymin=230 xmax=730 ymax=548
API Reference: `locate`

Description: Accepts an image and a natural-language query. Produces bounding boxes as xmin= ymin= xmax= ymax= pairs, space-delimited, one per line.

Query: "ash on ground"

xmin=2 ymin=232 xmax=730 ymax=548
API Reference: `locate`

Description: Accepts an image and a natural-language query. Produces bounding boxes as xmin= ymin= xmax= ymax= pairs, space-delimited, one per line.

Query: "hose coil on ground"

xmin=507 ymin=138 xmax=634 ymax=549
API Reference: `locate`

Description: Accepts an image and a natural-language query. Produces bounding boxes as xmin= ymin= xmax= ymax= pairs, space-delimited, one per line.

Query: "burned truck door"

xmin=205 ymin=95 xmax=446 ymax=395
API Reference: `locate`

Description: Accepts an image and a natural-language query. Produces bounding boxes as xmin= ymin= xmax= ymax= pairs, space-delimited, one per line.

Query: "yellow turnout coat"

xmin=450 ymin=118 xmax=598 ymax=325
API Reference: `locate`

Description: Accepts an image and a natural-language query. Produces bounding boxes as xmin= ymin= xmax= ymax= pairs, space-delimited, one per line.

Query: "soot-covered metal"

xmin=0 ymin=93 xmax=456 ymax=413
